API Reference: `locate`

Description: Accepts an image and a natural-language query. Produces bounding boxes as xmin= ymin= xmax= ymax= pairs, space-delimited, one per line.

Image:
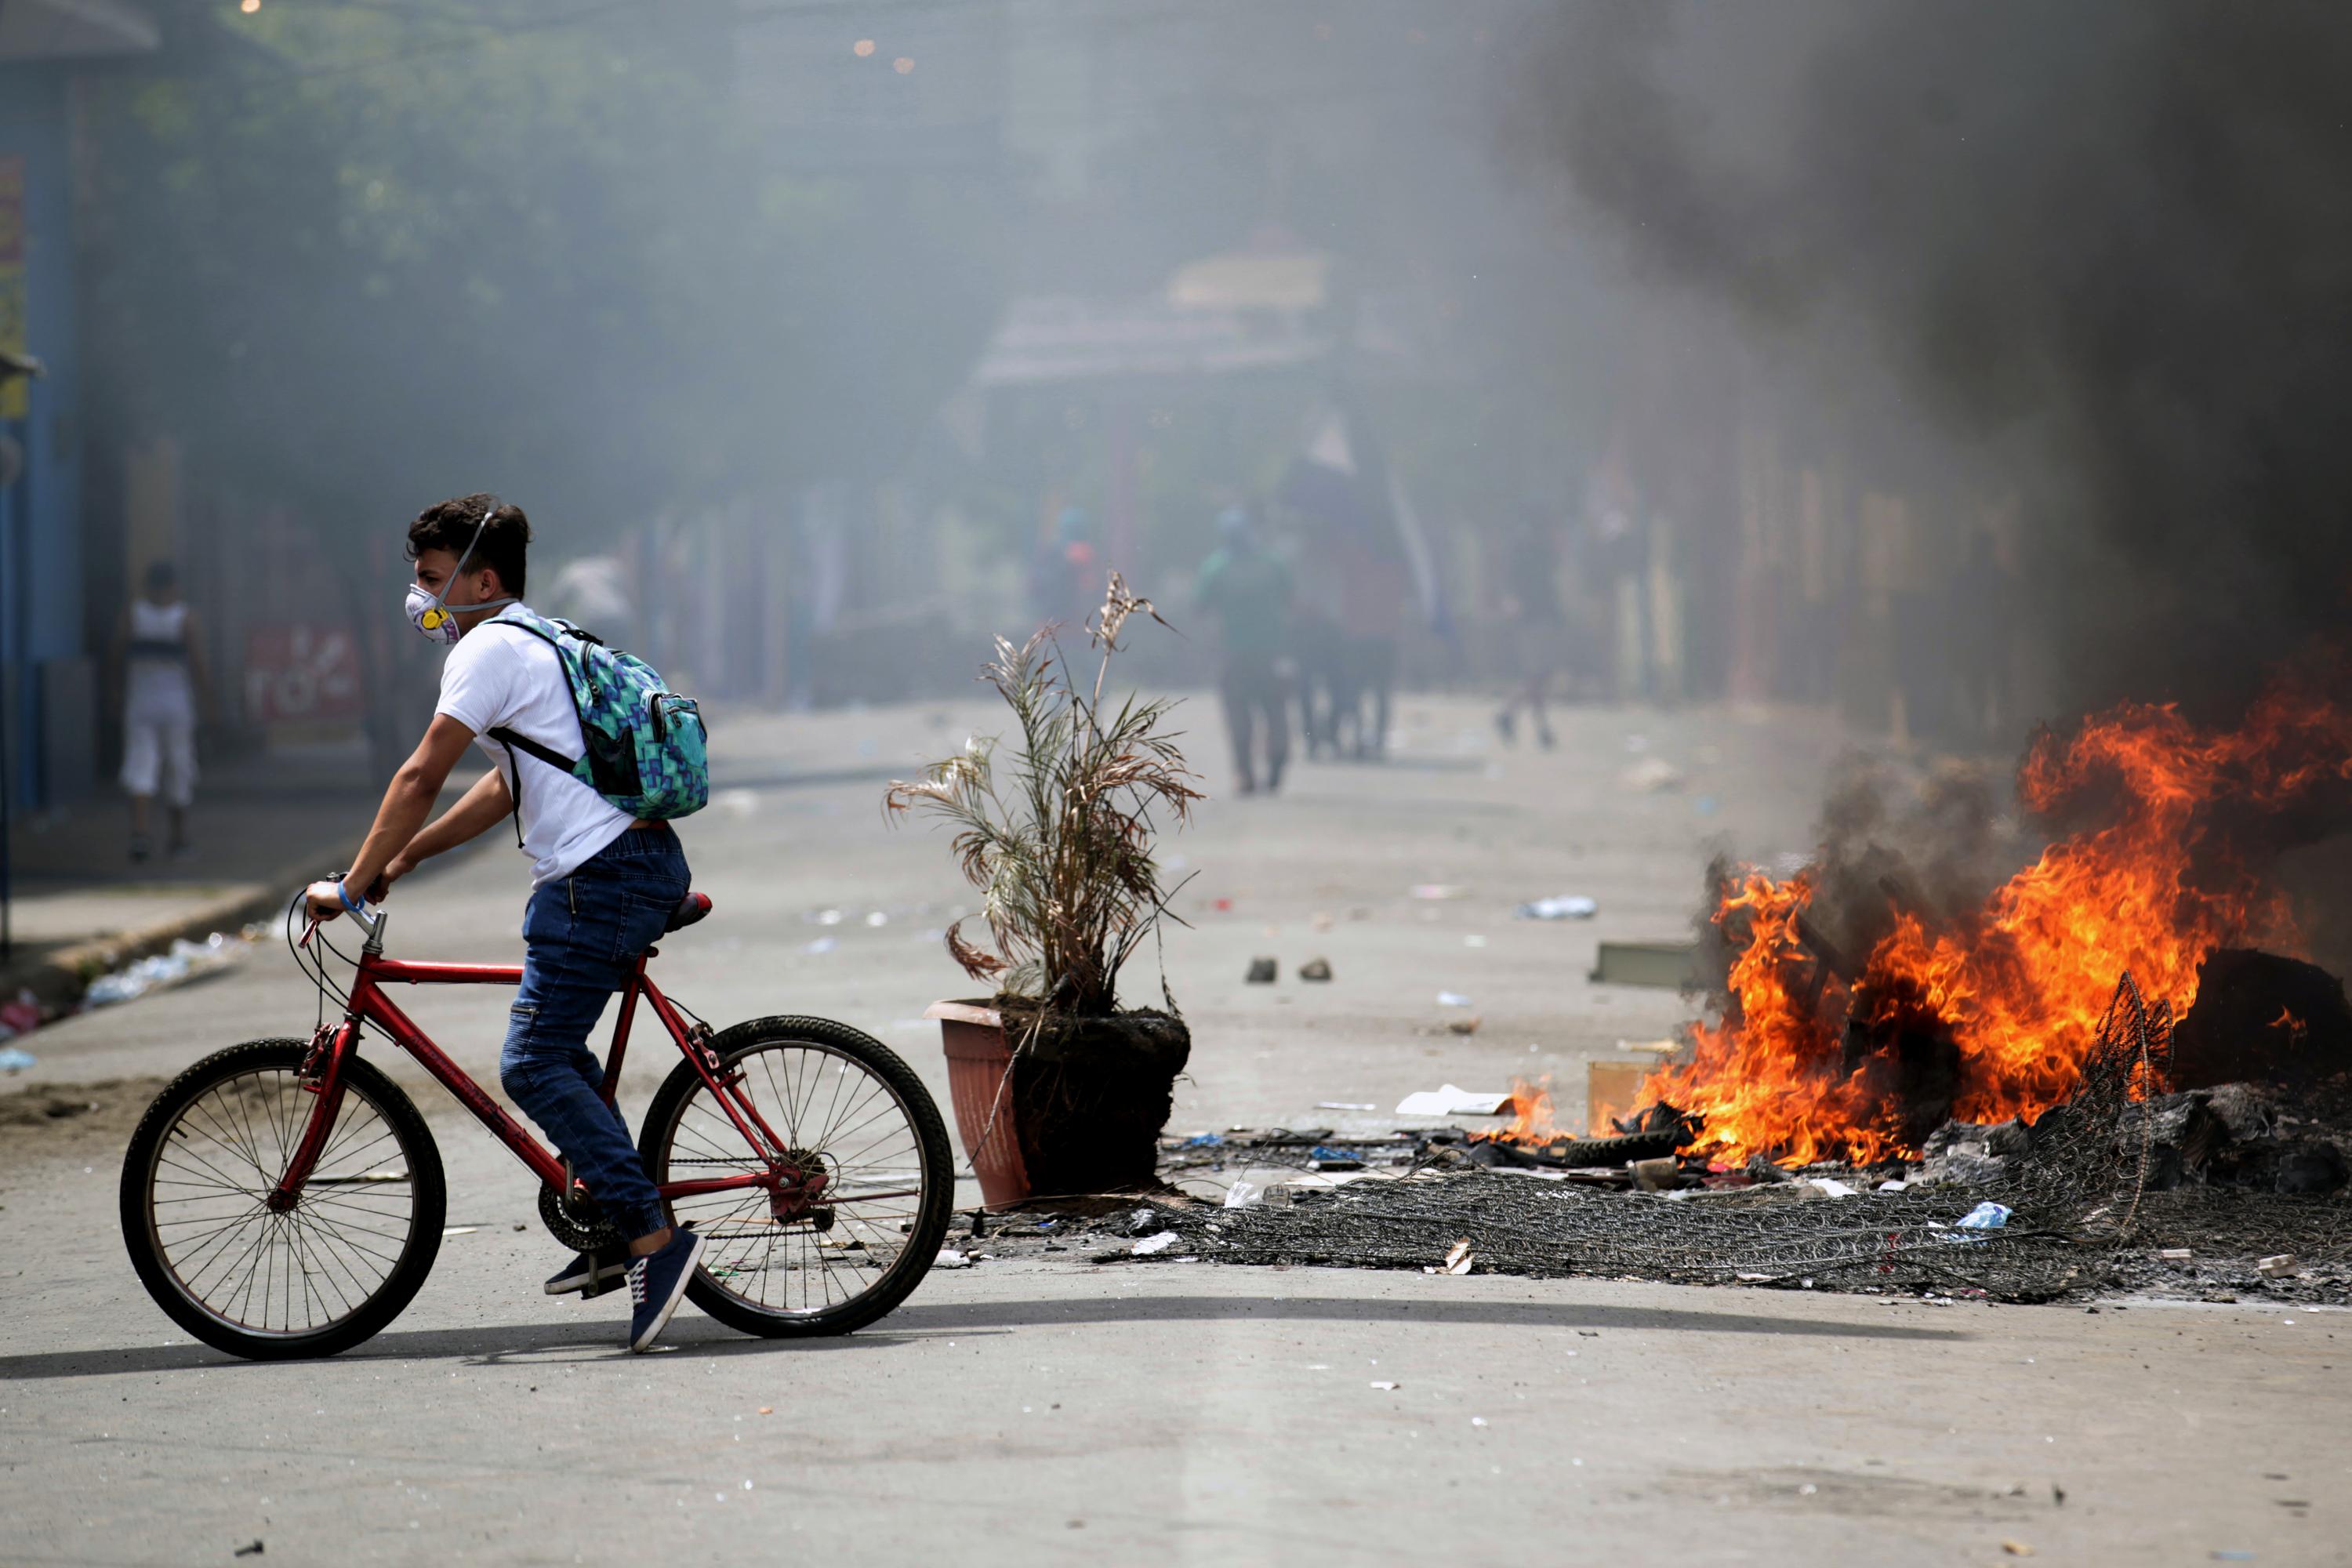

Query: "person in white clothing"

xmin=111 ymin=561 xmax=213 ymax=862
xmin=300 ymin=494 xmax=702 ymax=1353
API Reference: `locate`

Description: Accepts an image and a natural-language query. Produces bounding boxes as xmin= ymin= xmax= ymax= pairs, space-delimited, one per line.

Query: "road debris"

xmin=1396 ymin=1086 xmax=1512 ymax=1117
xmin=1515 ymin=895 xmax=1598 ymax=920
xmin=1246 ymin=957 xmax=1278 ymax=984
xmin=1299 ymin=957 xmax=1333 ymax=982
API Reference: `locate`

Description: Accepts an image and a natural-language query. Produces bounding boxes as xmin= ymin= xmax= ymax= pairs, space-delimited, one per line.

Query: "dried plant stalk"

xmin=886 ymin=574 xmax=1200 ymax=1017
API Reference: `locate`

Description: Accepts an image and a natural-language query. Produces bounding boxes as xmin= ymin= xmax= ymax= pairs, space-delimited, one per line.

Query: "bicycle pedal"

xmin=579 ymin=1272 xmax=626 ymax=1301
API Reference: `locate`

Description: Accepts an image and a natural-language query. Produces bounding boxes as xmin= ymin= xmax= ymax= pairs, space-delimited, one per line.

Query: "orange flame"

xmin=1480 ymin=1078 xmax=1563 ymax=1145
xmin=1641 ymin=676 xmax=2352 ymax=1164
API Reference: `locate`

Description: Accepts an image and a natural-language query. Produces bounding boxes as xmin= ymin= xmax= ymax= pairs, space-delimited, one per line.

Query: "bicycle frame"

xmin=270 ymin=909 xmax=815 ymax=1220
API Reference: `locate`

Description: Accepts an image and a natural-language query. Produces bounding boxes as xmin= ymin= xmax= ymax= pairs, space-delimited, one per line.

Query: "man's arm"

xmin=180 ymin=611 xmax=218 ymax=723
xmin=367 ymin=767 xmax=512 ymax=898
xmin=306 ymin=714 xmax=478 ymax=919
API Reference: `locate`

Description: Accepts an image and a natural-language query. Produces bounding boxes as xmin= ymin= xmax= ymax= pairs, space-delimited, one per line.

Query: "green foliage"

xmin=82 ymin=1 xmax=1007 ymax=542
xmin=886 ymin=579 xmax=1200 ymax=1018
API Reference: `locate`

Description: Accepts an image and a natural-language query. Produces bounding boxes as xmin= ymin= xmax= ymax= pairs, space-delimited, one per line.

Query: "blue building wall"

xmin=0 ymin=64 xmax=88 ymax=809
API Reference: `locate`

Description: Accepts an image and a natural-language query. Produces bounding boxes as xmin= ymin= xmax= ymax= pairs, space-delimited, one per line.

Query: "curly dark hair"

xmin=408 ymin=494 xmax=531 ymax=597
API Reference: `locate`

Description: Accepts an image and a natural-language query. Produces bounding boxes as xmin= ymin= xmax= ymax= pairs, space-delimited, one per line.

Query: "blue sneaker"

xmin=625 ymin=1228 xmax=703 ymax=1352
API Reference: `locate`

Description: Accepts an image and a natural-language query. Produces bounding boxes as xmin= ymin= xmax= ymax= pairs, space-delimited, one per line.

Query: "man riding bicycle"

xmin=304 ymin=495 xmax=702 ymax=1352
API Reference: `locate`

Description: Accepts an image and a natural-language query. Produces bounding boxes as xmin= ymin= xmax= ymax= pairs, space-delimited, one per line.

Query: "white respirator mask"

xmin=407 ymin=503 xmax=517 ymax=644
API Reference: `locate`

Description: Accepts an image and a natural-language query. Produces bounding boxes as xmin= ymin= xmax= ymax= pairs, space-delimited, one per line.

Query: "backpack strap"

xmin=479 ymin=608 xmax=592 ymax=850
xmin=485 ymin=727 xmax=581 ymax=848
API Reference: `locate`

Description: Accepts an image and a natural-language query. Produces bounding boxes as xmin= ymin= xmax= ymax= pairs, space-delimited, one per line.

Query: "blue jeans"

xmin=499 ymin=824 xmax=691 ymax=1243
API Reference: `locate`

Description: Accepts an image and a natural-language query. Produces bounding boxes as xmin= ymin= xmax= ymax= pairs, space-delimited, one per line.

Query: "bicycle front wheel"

xmin=642 ymin=1016 xmax=953 ymax=1338
xmin=120 ymin=1039 xmax=446 ymax=1360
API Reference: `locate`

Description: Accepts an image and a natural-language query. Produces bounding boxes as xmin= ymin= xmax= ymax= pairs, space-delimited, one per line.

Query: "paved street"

xmin=3 ymin=694 xmax=2343 ymax=1566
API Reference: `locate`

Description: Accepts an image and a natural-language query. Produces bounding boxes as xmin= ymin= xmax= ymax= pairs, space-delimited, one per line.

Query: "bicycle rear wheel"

xmin=120 ymin=1039 xmax=446 ymax=1360
xmin=641 ymin=1016 xmax=953 ymax=1337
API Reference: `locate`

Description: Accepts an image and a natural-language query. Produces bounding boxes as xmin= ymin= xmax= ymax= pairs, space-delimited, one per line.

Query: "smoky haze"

xmin=1515 ymin=0 xmax=2352 ymax=716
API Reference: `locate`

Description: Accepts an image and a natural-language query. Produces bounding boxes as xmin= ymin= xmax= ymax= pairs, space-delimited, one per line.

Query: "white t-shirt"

xmin=435 ymin=613 xmax=634 ymax=887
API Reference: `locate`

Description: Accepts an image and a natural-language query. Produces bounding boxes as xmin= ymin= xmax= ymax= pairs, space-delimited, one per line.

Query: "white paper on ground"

xmin=1395 ymin=1083 xmax=1513 ymax=1116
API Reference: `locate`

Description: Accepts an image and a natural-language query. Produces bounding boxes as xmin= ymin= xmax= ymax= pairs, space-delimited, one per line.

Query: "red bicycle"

xmin=119 ymin=891 xmax=954 ymax=1360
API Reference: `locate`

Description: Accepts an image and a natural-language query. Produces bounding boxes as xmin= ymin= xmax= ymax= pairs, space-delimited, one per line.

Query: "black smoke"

xmin=1515 ymin=0 xmax=2352 ymax=715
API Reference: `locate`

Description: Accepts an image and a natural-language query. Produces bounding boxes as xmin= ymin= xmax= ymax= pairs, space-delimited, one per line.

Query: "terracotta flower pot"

xmin=925 ymin=1000 xmax=1032 ymax=1209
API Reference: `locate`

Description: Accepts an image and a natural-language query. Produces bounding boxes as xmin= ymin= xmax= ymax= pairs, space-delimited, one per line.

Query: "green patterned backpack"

xmin=484 ymin=606 xmax=708 ymax=841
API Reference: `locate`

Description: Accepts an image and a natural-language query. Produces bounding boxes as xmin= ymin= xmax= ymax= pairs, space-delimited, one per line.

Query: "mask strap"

xmin=445 ymin=503 xmax=497 ymax=586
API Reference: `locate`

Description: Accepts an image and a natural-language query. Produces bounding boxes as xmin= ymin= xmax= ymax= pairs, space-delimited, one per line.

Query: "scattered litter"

xmin=1446 ymin=1015 xmax=1482 ymax=1036
xmin=1183 ymin=1132 xmax=1223 ymax=1148
xmin=1614 ymin=1038 xmax=1678 ymax=1055
xmin=801 ymin=938 xmax=837 ymax=956
xmin=864 ymin=911 xmax=889 ymax=927
xmin=1308 ymin=1147 xmax=1363 ymax=1171
xmin=1516 ymin=895 xmax=1598 ymax=921
xmin=2257 ymin=1254 xmax=2299 ymax=1279
xmin=0 ymin=990 xmax=37 ymax=1035
xmin=1809 ymin=1178 xmax=1860 ymax=1200
xmin=1632 ymin=1158 xmax=1679 ymax=1192
xmin=2001 ymin=1542 xmax=2034 ymax=1558
xmin=1410 ymin=884 xmax=1467 ymax=901
xmin=1395 ymin=1085 xmax=1512 ymax=1117
xmin=934 ymin=1249 xmax=972 ymax=1269
xmin=1434 ymin=992 xmax=1474 ymax=1009
xmin=1370 ymin=1381 xmax=1399 ymax=1391
xmin=2158 ymin=1247 xmax=2194 ymax=1261
xmin=807 ymin=908 xmax=844 ymax=926
xmin=1131 ymin=1232 xmax=1181 ymax=1255
xmin=1223 ymin=1181 xmax=1261 ymax=1210
xmin=0 ymin=1046 xmax=34 ymax=1073
xmin=1958 ymin=1202 xmax=2013 ymax=1231
xmin=1246 ymin=957 xmax=1278 ymax=984
xmin=234 ymin=1544 xmax=264 ymax=1559
xmin=1299 ymin=957 xmax=1333 ymax=982
xmin=83 ymin=934 xmax=245 ymax=1007
xmin=1443 ymin=1239 xmax=1474 ymax=1274
xmin=441 ymin=1226 xmax=478 ymax=1237
xmin=1314 ymin=1102 xmax=1376 ymax=1112
xmin=1876 ymin=1179 xmax=1909 ymax=1193
xmin=1621 ymin=757 xmax=1686 ymax=793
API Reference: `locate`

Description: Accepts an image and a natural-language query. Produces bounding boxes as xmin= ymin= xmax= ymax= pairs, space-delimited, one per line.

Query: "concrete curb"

xmin=5 ymin=854 xmax=341 ymax=1017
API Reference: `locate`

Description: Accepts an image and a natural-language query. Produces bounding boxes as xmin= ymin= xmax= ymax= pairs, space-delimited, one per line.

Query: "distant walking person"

xmin=1194 ymin=506 xmax=1294 ymax=795
xmin=112 ymin=561 xmax=212 ymax=862
xmin=1494 ymin=509 xmax=1569 ymax=750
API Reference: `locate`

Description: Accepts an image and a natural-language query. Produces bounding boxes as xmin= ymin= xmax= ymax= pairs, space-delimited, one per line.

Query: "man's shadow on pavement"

xmin=0 ymin=1294 xmax=1965 ymax=1381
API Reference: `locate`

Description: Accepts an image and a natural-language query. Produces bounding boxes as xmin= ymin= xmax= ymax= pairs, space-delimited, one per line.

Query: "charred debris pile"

xmin=1121 ymin=975 xmax=2350 ymax=1305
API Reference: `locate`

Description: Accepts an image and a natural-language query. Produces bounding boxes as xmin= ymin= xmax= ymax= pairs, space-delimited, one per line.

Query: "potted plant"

xmin=887 ymin=575 xmax=1200 ymax=1207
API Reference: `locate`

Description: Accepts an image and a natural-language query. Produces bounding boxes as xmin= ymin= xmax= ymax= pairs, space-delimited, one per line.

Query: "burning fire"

xmin=1483 ymin=1078 xmax=1562 ymax=1145
xmin=1642 ymin=676 xmax=2352 ymax=1164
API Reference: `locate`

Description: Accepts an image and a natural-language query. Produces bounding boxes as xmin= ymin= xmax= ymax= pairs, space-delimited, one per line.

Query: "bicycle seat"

xmin=664 ymin=891 xmax=713 ymax=934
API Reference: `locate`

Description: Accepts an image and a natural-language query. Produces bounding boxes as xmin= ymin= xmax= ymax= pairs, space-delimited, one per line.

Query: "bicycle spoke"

xmin=657 ymin=1036 xmax=938 ymax=1320
xmin=144 ymin=1064 xmax=422 ymax=1339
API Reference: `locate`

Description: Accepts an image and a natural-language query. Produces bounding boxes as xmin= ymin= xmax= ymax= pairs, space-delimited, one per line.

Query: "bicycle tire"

xmin=641 ymin=1015 xmax=953 ymax=1338
xmin=121 ymin=1039 xmax=446 ymax=1361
